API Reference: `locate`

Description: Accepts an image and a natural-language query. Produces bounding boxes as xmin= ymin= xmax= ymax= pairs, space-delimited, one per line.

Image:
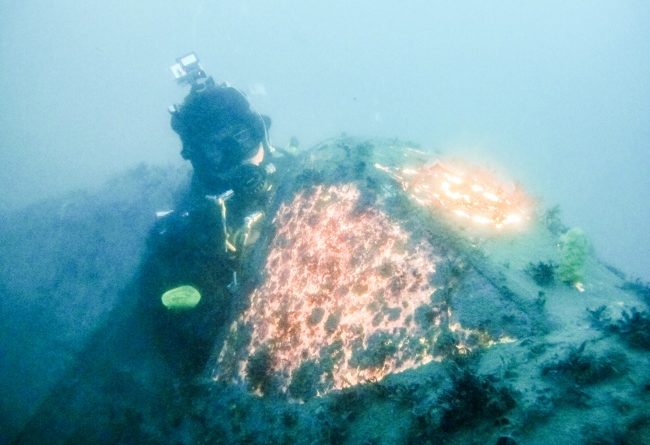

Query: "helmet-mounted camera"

xmin=169 ymin=52 xmax=213 ymax=91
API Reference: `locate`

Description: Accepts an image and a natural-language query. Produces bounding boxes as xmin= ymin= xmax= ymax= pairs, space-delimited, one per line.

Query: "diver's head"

xmin=170 ymin=84 xmax=269 ymax=191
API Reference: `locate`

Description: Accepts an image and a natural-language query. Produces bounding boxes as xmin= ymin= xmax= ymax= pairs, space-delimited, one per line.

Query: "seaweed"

xmin=621 ymin=278 xmax=650 ymax=306
xmin=287 ymin=360 xmax=321 ymax=401
xmin=587 ymin=305 xmax=611 ymax=327
xmin=319 ymin=385 xmax=371 ymax=444
xmin=408 ymin=370 xmax=516 ymax=442
xmin=611 ymin=308 xmax=650 ymax=350
xmin=349 ymin=331 xmax=398 ymax=369
xmin=589 ymin=306 xmax=650 ymax=350
xmin=308 ymin=306 xmax=325 ymax=325
xmin=434 ymin=328 xmax=459 ymax=357
xmin=414 ymin=304 xmax=437 ymax=328
xmin=295 ymin=168 xmax=325 ymax=188
xmin=246 ymin=346 xmax=276 ymax=395
xmin=525 ymin=261 xmax=557 ymax=287
xmin=541 ymin=342 xmax=627 ymax=385
xmin=324 ymin=310 xmax=342 ymax=334
xmin=604 ymin=263 xmax=627 ymax=280
xmin=319 ymin=340 xmax=345 ymax=377
xmin=439 ymin=370 xmax=516 ymax=433
xmin=542 ymin=205 xmax=568 ymax=235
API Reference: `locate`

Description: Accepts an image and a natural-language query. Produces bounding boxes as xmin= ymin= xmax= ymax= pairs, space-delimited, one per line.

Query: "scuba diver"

xmin=11 ymin=54 xmax=280 ymax=444
xmin=136 ymin=53 xmax=276 ymax=375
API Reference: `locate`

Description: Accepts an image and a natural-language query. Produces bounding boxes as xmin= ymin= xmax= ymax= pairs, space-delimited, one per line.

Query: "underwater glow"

xmin=375 ymin=161 xmax=532 ymax=230
xmin=214 ymin=184 xmax=490 ymax=396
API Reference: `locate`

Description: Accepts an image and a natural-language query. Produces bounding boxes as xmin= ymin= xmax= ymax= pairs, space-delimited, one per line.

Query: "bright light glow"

xmin=472 ymin=215 xmax=491 ymax=225
xmin=375 ymin=161 xmax=532 ymax=230
xmin=213 ymin=184 xmax=499 ymax=396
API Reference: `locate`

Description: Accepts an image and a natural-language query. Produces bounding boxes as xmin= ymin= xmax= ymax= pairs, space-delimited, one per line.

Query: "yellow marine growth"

xmin=558 ymin=228 xmax=589 ymax=285
xmin=161 ymin=285 xmax=201 ymax=310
